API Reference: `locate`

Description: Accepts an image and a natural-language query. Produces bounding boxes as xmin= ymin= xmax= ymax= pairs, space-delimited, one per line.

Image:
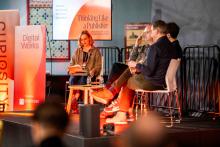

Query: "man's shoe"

xmin=104 ymin=99 xmax=119 ymax=113
xmin=106 ymin=111 xmax=127 ymax=124
xmin=91 ymin=88 xmax=114 ymax=104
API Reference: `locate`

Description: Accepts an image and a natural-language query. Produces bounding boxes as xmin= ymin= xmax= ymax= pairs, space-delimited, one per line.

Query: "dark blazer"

xmin=136 ymin=36 xmax=176 ymax=87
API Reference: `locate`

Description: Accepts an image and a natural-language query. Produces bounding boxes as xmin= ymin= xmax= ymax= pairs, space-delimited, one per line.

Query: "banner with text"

xmin=0 ymin=10 xmax=20 ymax=111
xmin=14 ymin=25 xmax=46 ymax=111
xmin=53 ymin=0 xmax=112 ymax=40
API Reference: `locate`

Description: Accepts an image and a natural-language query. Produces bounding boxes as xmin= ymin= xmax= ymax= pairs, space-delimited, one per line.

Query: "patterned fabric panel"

xmin=29 ymin=0 xmax=52 ymax=8
xmin=29 ymin=7 xmax=70 ymax=61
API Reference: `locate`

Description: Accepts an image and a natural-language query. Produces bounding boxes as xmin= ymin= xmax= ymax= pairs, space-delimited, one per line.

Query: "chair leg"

xmin=175 ymin=90 xmax=181 ymax=122
xmin=143 ymin=93 xmax=148 ymax=114
xmin=133 ymin=91 xmax=145 ymax=120
xmin=135 ymin=93 xmax=139 ymax=120
xmin=64 ymin=82 xmax=69 ymax=107
xmin=140 ymin=93 xmax=143 ymax=116
xmin=66 ymin=89 xmax=74 ymax=114
xmin=140 ymin=92 xmax=147 ymax=116
xmin=166 ymin=93 xmax=173 ymax=127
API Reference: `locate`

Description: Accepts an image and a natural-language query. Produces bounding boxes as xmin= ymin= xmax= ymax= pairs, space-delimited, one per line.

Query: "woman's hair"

xmin=78 ymin=30 xmax=94 ymax=47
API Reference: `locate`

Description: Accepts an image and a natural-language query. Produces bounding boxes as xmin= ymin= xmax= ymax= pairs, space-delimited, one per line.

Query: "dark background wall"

xmin=152 ymin=0 xmax=220 ymax=47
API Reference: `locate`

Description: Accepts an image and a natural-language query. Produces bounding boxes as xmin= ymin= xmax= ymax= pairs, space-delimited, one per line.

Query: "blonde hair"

xmin=78 ymin=30 xmax=94 ymax=47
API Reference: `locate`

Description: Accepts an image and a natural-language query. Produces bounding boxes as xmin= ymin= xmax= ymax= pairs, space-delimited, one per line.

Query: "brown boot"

xmin=71 ymin=98 xmax=78 ymax=114
xmin=91 ymin=88 xmax=114 ymax=104
xmin=71 ymin=91 xmax=80 ymax=114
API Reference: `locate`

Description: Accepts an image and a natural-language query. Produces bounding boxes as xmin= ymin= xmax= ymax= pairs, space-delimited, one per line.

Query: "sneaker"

xmin=106 ymin=111 xmax=127 ymax=124
xmin=104 ymin=99 xmax=119 ymax=113
xmin=91 ymin=88 xmax=114 ymax=104
xmin=100 ymin=111 xmax=114 ymax=119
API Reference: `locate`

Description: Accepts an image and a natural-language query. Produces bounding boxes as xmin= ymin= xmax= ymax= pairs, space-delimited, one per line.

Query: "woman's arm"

xmin=89 ymin=48 xmax=102 ymax=77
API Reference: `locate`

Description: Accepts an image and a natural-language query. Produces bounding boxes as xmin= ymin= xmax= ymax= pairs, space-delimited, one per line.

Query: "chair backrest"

xmin=165 ymin=59 xmax=181 ymax=92
xmin=100 ymin=56 xmax=104 ymax=77
xmin=96 ymin=56 xmax=104 ymax=83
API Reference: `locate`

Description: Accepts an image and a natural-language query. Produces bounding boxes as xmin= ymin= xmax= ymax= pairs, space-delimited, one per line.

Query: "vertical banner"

xmin=0 ymin=10 xmax=20 ymax=111
xmin=14 ymin=25 xmax=46 ymax=111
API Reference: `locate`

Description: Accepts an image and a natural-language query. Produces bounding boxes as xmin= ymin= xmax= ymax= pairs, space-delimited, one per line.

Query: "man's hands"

xmin=128 ymin=61 xmax=137 ymax=74
xmin=135 ymin=35 xmax=143 ymax=47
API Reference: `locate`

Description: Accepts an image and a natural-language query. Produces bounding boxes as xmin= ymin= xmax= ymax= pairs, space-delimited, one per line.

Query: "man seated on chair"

xmin=92 ymin=20 xmax=178 ymax=124
xmin=91 ymin=24 xmax=154 ymax=119
xmin=105 ymin=24 xmax=153 ymax=89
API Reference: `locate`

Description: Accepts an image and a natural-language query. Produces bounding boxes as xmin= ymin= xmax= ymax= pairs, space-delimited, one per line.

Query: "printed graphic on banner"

xmin=53 ymin=0 xmax=111 ymax=40
xmin=14 ymin=25 xmax=46 ymax=111
xmin=0 ymin=10 xmax=20 ymax=111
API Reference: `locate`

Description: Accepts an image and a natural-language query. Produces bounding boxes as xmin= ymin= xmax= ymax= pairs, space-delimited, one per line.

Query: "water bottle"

xmin=87 ymin=76 xmax=91 ymax=85
xmin=99 ymin=76 xmax=104 ymax=84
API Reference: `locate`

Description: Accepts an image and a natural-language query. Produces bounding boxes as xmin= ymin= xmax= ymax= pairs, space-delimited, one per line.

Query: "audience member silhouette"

xmin=31 ymin=102 xmax=69 ymax=147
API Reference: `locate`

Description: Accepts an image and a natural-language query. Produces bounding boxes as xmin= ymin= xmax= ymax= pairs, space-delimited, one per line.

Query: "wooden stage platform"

xmin=1 ymin=112 xmax=220 ymax=147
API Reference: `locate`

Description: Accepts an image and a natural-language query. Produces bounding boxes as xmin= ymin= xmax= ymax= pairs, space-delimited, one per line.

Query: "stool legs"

xmin=66 ymin=89 xmax=74 ymax=114
xmin=134 ymin=90 xmax=181 ymax=127
xmin=175 ymin=91 xmax=182 ymax=122
xmin=166 ymin=93 xmax=173 ymax=127
xmin=134 ymin=91 xmax=148 ymax=120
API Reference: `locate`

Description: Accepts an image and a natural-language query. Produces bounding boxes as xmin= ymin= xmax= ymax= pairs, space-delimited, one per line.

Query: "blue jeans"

xmin=69 ymin=75 xmax=97 ymax=85
xmin=69 ymin=76 xmax=87 ymax=85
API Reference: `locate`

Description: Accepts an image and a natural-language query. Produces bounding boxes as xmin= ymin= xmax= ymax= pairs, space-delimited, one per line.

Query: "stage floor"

xmin=1 ymin=112 xmax=220 ymax=147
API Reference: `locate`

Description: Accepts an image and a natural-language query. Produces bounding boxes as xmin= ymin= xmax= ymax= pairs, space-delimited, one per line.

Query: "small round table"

xmin=66 ymin=84 xmax=104 ymax=114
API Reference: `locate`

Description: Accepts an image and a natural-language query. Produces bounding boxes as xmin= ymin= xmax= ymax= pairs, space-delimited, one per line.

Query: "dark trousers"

xmin=105 ymin=62 xmax=129 ymax=88
xmin=69 ymin=75 xmax=96 ymax=85
xmin=105 ymin=62 xmax=133 ymax=97
xmin=119 ymin=74 xmax=165 ymax=111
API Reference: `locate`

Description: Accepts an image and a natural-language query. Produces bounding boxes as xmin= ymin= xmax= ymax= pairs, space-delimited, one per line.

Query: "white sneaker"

xmin=106 ymin=111 xmax=127 ymax=124
xmin=104 ymin=99 xmax=119 ymax=113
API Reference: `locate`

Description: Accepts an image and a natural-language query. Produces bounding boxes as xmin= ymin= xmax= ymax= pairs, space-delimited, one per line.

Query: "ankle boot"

xmin=71 ymin=98 xmax=79 ymax=114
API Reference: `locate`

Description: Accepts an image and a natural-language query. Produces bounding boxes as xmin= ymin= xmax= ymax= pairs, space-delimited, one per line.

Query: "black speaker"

xmin=79 ymin=104 xmax=100 ymax=137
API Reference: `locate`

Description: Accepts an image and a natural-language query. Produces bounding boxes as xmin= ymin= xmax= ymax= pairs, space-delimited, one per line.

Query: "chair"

xmin=134 ymin=59 xmax=181 ymax=127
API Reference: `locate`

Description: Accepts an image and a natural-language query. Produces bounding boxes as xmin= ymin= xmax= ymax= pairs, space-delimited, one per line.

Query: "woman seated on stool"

xmin=67 ymin=30 xmax=102 ymax=113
